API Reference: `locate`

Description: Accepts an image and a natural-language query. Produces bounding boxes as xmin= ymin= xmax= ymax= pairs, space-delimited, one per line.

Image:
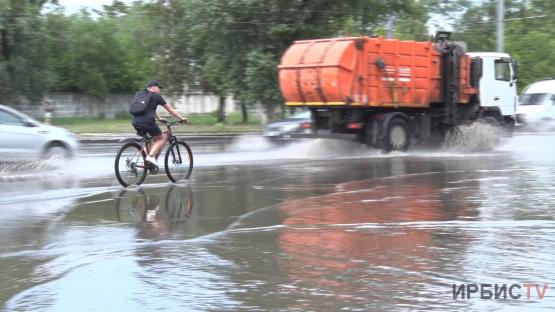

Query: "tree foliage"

xmin=47 ymin=3 xmax=164 ymax=97
xmin=182 ymin=0 xmax=419 ymax=119
xmin=454 ymin=0 xmax=555 ymax=89
xmin=0 ymin=0 xmax=553 ymax=112
xmin=0 ymin=0 xmax=58 ymax=102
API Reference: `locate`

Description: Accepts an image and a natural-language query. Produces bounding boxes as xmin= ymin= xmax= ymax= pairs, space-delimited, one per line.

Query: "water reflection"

xmin=114 ymin=186 xmax=194 ymax=240
xmin=273 ymin=162 xmax=481 ymax=309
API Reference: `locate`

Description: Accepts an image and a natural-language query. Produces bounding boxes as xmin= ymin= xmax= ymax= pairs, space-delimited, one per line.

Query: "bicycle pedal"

xmin=148 ymin=164 xmax=159 ymax=174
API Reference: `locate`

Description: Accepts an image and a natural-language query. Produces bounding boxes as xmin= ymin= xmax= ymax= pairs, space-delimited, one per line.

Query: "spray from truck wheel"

xmin=443 ymin=121 xmax=502 ymax=152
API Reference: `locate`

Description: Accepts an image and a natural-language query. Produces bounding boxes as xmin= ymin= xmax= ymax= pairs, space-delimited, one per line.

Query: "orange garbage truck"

xmin=278 ymin=32 xmax=518 ymax=152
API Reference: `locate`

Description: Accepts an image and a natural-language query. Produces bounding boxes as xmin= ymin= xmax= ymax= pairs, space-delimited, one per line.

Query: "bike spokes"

xmin=115 ymin=142 xmax=148 ymax=187
xmin=164 ymin=141 xmax=193 ymax=183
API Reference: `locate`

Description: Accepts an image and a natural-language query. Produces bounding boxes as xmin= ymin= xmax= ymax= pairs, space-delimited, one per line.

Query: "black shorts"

xmin=133 ymin=121 xmax=162 ymax=137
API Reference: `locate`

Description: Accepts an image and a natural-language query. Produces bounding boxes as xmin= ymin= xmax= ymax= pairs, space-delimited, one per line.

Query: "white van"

xmin=515 ymin=79 xmax=555 ymax=128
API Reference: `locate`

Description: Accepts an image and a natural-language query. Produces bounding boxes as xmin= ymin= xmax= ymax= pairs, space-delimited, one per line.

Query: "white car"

xmin=0 ymin=104 xmax=79 ymax=160
xmin=515 ymin=79 xmax=555 ymax=128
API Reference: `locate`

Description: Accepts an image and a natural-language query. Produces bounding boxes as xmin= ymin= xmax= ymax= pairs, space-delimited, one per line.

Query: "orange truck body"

xmin=278 ymin=36 xmax=476 ymax=108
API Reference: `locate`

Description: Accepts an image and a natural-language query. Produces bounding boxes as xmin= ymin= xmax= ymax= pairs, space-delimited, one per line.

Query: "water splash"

xmin=299 ymin=139 xmax=381 ymax=158
xmin=0 ymin=156 xmax=115 ymax=182
xmin=443 ymin=121 xmax=501 ymax=153
xmin=229 ymin=135 xmax=276 ymax=152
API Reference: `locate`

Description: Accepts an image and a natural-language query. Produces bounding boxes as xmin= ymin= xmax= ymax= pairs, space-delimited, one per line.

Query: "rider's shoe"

xmin=145 ymin=155 xmax=157 ymax=166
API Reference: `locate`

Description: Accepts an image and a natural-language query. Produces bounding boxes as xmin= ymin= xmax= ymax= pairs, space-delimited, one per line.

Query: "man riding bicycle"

xmin=132 ymin=80 xmax=187 ymax=166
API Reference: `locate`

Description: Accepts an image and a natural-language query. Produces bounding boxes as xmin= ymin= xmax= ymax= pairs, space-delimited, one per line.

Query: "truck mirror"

xmin=470 ymin=58 xmax=482 ymax=87
xmin=511 ymin=59 xmax=519 ymax=81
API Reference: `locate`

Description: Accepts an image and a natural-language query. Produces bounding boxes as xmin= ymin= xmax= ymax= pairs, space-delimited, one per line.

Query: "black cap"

xmin=145 ymin=80 xmax=163 ymax=89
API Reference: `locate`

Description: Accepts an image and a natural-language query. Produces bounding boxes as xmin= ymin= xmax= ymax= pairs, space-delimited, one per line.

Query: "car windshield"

xmin=1 ymin=106 xmax=40 ymax=123
xmin=519 ymin=93 xmax=548 ymax=106
xmin=290 ymin=111 xmax=311 ymax=119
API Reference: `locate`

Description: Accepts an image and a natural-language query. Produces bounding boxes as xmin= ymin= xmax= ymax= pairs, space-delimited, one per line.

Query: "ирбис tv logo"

xmin=452 ymin=283 xmax=549 ymax=300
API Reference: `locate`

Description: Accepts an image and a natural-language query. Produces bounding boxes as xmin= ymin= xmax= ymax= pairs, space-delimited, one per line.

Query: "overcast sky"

xmin=56 ymin=0 xmax=135 ymax=14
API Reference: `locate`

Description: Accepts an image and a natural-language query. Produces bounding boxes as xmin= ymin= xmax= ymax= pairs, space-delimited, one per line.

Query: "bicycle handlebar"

xmin=159 ymin=119 xmax=188 ymax=126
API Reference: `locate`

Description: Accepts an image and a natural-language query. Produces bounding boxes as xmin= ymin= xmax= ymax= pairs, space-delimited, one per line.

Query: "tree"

xmin=453 ymin=0 xmax=555 ymax=89
xmin=46 ymin=2 xmax=168 ymax=97
xmin=183 ymin=0 xmax=420 ymax=121
xmin=0 ymin=0 xmax=58 ymax=103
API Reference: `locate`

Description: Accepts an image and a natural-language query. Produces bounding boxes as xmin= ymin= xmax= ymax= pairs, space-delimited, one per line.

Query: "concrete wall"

xmin=18 ymin=92 xmax=236 ymax=119
xmin=169 ymin=92 xmax=236 ymax=115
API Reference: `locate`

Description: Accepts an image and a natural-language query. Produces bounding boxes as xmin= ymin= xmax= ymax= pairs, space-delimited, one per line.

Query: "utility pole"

xmin=497 ymin=0 xmax=504 ymax=52
xmin=386 ymin=15 xmax=394 ymax=39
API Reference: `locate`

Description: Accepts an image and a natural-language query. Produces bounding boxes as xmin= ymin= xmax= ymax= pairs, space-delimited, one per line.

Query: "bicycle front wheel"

xmin=164 ymin=141 xmax=193 ymax=183
xmin=115 ymin=142 xmax=148 ymax=187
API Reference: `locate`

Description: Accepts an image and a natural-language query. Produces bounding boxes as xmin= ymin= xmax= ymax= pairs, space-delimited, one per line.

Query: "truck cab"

xmin=467 ymin=52 xmax=518 ymax=123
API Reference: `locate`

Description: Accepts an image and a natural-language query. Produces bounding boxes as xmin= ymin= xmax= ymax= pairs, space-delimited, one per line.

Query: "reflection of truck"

xmin=515 ymin=79 xmax=555 ymax=127
xmin=278 ymin=32 xmax=518 ymax=152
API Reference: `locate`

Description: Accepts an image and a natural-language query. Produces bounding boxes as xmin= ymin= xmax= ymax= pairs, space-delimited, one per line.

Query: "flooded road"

xmin=1 ymin=134 xmax=555 ymax=311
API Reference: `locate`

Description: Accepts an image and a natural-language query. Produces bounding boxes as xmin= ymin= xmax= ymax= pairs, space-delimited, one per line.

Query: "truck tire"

xmin=481 ymin=115 xmax=514 ymax=138
xmin=480 ymin=116 xmax=500 ymax=127
xmin=382 ymin=118 xmax=410 ymax=153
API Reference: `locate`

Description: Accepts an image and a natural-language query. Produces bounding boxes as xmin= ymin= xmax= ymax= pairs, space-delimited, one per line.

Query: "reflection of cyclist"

xmin=132 ymin=80 xmax=187 ymax=166
xmin=115 ymin=186 xmax=194 ymax=239
xmin=141 ymin=195 xmax=169 ymax=238
xmin=144 ymin=197 xmax=160 ymax=222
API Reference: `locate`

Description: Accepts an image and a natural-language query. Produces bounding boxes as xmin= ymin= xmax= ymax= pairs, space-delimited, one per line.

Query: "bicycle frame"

xmin=141 ymin=122 xmax=182 ymax=164
xmin=141 ymin=123 xmax=181 ymax=161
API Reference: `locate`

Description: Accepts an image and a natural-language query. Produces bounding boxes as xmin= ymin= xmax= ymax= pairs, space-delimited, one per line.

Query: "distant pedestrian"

xmin=43 ymin=98 xmax=54 ymax=124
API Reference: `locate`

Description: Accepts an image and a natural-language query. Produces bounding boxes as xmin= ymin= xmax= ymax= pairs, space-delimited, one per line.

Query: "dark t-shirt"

xmin=131 ymin=92 xmax=166 ymax=125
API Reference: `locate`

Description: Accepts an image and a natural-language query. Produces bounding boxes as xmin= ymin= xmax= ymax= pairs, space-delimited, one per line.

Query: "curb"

xmin=78 ymin=132 xmax=260 ymax=144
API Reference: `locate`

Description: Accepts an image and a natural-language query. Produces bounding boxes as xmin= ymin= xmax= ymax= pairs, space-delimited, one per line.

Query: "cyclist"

xmin=132 ymin=80 xmax=187 ymax=166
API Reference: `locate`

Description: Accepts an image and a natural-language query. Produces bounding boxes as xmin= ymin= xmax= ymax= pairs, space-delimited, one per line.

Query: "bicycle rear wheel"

xmin=115 ymin=142 xmax=148 ymax=187
xmin=164 ymin=141 xmax=193 ymax=183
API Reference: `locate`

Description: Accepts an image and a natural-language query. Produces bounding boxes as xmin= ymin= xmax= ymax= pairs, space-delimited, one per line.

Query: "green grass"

xmin=51 ymin=112 xmax=263 ymax=134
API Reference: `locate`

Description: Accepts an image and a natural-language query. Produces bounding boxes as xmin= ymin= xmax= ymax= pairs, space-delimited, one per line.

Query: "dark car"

xmin=263 ymin=111 xmax=312 ymax=141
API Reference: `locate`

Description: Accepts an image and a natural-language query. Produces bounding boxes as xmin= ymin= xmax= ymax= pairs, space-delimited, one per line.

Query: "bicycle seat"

xmin=136 ymin=132 xmax=153 ymax=143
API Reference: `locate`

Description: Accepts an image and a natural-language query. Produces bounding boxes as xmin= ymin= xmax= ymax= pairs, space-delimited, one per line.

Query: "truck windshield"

xmin=519 ymin=93 xmax=548 ymax=105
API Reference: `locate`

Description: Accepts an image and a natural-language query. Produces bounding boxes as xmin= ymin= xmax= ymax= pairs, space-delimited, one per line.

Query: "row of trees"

xmin=0 ymin=0 xmax=553 ymax=120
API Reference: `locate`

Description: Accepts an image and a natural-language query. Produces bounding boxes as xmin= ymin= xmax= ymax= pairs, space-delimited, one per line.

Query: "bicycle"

xmin=114 ymin=119 xmax=193 ymax=187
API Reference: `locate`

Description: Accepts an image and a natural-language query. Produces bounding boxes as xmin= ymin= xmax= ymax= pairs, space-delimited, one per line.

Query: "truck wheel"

xmin=480 ymin=116 xmax=500 ymax=127
xmin=478 ymin=116 xmax=505 ymax=142
xmin=382 ymin=118 xmax=410 ymax=153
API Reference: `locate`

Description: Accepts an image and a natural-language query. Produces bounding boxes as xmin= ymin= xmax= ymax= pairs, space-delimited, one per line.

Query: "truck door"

xmin=479 ymin=57 xmax=517 ymax=117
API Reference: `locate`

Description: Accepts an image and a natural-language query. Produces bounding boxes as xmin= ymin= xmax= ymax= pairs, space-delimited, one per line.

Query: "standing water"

xmin=1 ymin=132 xmax=555 ymax=311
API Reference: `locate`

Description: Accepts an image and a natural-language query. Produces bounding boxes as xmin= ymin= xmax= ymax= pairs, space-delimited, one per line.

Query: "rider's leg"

xmin=133 ymin=122 xmax=165 ymax=165
xmin=140 ymin=122 xmax=164 ymax=165
xmin=148 ymin=134 xmax=165 ymax=158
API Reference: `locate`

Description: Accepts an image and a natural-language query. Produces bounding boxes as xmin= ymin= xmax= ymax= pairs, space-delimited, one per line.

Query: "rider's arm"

xmin=162 ymin=103 xmax=187 ymax=122
xmin=154 ymin=112 xmax=163 ymax=121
